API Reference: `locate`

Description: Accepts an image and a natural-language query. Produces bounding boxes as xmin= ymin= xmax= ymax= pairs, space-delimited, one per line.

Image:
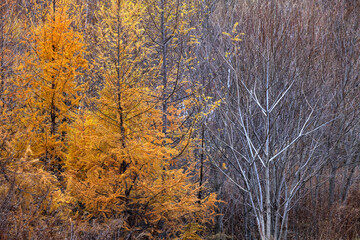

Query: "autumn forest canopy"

xmin=0 ymin=0 xmax=359 ymax=239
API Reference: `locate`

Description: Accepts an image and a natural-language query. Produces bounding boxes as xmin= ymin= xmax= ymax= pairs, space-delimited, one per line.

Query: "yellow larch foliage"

xmin=64 ymin=0 xmax=216 ymax=238
xmin=16 ymin=0 xmax=87 ymax=172
xmin=66 ymin=86 xmax=216 ymax=238
xmin=0 ymin=2 xmax=88 ymax=235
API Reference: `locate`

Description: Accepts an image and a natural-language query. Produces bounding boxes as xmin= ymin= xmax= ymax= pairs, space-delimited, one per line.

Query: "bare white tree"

xmin=201 ymin=1 xmax=341 ymax=239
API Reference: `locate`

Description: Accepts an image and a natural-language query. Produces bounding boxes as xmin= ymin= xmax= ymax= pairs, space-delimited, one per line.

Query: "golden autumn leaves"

xmin=5 ymin=0 xmax=217 ymax=238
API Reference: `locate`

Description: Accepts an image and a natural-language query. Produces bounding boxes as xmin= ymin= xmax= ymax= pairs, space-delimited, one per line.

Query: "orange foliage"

xmin=64 ymin=0 xmax=216 ymax=238
xmin=16 ymin=0 xmax=87 ymax=173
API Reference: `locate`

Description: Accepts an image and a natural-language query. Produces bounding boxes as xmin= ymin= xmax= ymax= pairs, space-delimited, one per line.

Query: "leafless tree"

xmin=192 ymin=0 xmax=359 ymax=239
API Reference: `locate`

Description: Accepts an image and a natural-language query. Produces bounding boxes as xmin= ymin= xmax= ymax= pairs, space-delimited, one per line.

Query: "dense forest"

xmin=0 ymin=0 xmax=359 ymax=239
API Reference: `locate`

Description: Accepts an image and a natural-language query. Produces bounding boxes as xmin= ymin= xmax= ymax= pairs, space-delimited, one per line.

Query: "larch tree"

xmin=0 ymin=0 xmax=88 ymax=236
xmin=16 ymin=0 xmax=87 ymax=175
xmin=0 ymin=1 xmax=87 ymax=237
xmin=64 ymin=0 xmax=216 ymax=238
xmin=141 ymin=0 xmax=211 ymax=210
xmin=141 ymin=0 xmax=201 ymax=138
